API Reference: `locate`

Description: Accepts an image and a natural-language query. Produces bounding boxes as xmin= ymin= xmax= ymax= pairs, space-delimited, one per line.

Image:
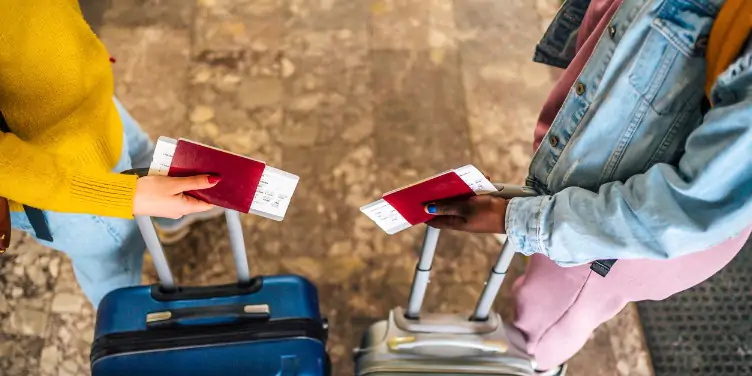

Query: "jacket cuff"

xmin=505 ymin=196 xmax=549 ymax=256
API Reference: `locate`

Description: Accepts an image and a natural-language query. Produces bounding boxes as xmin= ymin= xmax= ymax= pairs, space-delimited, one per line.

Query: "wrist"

xmin=492 ymin=197 xmax=510 ymax=234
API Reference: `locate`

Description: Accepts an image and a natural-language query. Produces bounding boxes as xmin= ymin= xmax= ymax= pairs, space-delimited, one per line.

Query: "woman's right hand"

xmin=133 ymin=175 xmax=220 ymax=218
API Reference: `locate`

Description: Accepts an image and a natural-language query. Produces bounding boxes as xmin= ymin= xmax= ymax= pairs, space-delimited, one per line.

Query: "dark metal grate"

xmin=637 ymin=237 xmax=752 ymax=376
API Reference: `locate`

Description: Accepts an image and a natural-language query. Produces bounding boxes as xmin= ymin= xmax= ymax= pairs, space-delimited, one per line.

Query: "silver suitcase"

xmin=354 ymin=184 xmax=538 ymax=376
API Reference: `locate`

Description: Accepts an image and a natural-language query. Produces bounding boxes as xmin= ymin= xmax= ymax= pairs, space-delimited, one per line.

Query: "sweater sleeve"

xmin=0 ymin=132 xmax=138 ymax=217
xmin=0 ymin=0 xmax=138 ymax=218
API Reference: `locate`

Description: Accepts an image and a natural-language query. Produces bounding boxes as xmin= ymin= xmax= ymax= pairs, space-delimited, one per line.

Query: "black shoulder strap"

xmin=0 ymin=109 xmax=54 ymax=242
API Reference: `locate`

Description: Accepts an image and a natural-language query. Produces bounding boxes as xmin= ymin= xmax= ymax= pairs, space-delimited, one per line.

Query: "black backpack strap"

xmin=0 ymin=110 xmax=53 ymax=242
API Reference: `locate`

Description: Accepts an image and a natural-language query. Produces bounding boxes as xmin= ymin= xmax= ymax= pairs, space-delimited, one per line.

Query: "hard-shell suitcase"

xmin=91 ymin=210 xmax=329 ymax=375
xmin=354 ymin=184 xmax=538 ymax=375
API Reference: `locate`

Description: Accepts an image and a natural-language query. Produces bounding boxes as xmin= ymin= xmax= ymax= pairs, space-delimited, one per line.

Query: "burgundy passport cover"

xmin=168 ymin=140 xmax=266 ymax=213
xmin=382 ymin=172 xmax=474 ymax=225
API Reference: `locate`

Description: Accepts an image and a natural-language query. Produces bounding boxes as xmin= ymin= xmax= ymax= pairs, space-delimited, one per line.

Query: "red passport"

xmin=382 ymin=171 xmax=474 ymax=225
xmin=168 ymin=139 xmax=266 ymax=213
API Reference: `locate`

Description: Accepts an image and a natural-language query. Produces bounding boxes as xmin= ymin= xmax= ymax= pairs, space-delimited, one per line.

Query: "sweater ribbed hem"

xmin=68 ymin=172 xmax=137 ymax=218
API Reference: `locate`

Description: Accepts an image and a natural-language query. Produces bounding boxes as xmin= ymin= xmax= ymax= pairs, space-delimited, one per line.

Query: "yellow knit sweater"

xmin=0 ymin=0 xmax=137 ymax=218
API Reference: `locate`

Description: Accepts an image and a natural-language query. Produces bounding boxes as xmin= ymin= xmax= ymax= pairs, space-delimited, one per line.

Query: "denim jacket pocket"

xmin=628 ymin=1 xmax=714 ymax=115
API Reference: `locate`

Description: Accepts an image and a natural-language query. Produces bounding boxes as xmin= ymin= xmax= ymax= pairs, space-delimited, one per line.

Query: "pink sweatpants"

xmin=512 ymin=228 xmax=751 ymax=370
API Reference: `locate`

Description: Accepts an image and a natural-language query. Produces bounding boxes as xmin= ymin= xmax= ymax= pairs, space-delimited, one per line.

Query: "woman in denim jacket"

xmin=427 ymin=0 xmax=752 ymax=374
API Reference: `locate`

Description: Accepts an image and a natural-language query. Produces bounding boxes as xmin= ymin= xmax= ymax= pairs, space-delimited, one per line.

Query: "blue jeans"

xmin=11 ymin=99 xmax=155 ymax=308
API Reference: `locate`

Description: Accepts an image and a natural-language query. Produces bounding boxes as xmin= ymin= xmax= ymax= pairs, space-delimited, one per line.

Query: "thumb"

xmin=425 ymin=199 xmax=472 ymax=217
xmin=169 ymin=175 xmax=221 ymax=193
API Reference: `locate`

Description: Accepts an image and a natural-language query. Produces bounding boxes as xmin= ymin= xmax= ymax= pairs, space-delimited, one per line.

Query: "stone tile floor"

xmin=0 ymin=0 xmax=653 ymax=375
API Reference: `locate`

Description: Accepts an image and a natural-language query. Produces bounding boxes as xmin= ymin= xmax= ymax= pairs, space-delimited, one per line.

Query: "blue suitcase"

xmin=91 ymin=210 xmax=329 ymax=375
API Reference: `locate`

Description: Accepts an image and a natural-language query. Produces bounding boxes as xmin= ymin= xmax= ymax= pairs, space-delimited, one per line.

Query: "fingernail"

xmin=207 ymin=176 xmax=221 ymax=184
xmin=426 ymin=203 xmax=437 ymax=214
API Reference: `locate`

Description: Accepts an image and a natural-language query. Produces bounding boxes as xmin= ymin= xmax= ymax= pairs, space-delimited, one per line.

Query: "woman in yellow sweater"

xmin=1 ymin=0 xmax=221 ymax=307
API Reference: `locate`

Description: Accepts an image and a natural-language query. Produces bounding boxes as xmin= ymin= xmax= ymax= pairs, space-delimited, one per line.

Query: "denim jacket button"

xmin=575 ymin=82 xmax=586 ymax=96
xmin=548 ymin=134 xmax=560 ymax=148
xmin=608 ymin=25 xmax=616 ymax=38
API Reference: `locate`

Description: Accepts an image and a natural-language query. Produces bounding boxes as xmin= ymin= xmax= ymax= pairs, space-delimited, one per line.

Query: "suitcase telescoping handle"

xmin=123 ymin=168 xmax=251 ymax=292
xmin=404 ymin=183 xmax=538 ymax=321
xmin=136 ymin=210 xmax=250 ymax=292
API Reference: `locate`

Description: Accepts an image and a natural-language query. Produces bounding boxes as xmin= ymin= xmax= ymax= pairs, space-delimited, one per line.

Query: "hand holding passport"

xmin=148 ymin=137 xmax=299 ymax=221
xmin=132 ymin=174 xmax=219 ymax=218
xmin=360 ymin=165 xmax=497 ymax=234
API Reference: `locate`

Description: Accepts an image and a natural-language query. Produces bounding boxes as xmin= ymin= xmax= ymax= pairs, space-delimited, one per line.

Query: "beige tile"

xmin=370 ymin=0 xmax=430 ymax=50
xmin=0 ymin=333 xmax=44 ymax=376
xmin=278 ymin=26 xmax=372 ymax=171
xmin=454 ymin=0 xmax=542 ymax=32
xmin=38 ymin=345 xmax=59 ymax=375
xmin=428 ymin=0 xmax=457 ymax=50
xmin=194 ymin=0 xmax=283 ymax=53
xmin=285 ymin=0 xmax=369 ymax=31
xmin=4 ymin=305 xmax=49 ymax=337
xmin=40 ymin=310 xmax=95 ymax=376
xmin=0 ymin=235 xmax=58 ymax=336
xmin=188 ymin=70 xmax=284 ymax=167
xmin=99 ymin=25 xmax=192 ymax=140
xmin=102 ymin=0 xmax=194 ymax=29
xmin=39 ymin=259 xmax=93 ymax=375
xmin=50 ymin=293 xmax=87 ymax=315
xmin=371 ymin=49 xmax=472 ymax=178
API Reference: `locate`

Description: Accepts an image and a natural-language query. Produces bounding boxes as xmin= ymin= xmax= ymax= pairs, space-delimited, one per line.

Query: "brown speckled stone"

xmin=0 ymin=333 xmax=44 ymax=376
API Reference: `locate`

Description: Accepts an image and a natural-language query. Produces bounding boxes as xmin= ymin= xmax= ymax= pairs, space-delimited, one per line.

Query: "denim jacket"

xmin=506 ymin=0 xmax=752 ymax=266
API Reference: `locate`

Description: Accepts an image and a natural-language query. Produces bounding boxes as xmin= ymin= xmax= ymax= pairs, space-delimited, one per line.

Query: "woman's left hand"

xmin=425 ymin=194 xmax=509 ymax=233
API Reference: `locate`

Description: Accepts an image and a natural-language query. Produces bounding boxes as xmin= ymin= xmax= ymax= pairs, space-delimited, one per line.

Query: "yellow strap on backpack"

xmin=705 ymin=0 xmax=752 ymax=99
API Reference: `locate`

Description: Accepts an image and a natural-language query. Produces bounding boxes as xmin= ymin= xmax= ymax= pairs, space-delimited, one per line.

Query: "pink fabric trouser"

xmin=512 ymin=228 xmax=751 ymax=370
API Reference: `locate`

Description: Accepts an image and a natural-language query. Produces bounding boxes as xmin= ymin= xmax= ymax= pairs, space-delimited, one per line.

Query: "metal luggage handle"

xmin=405 ymin=183 xmax=539 ymax=322
xmin=122 ymin=168 xmax=251 ymax=292
xmin=386 ymin=336 xmax=508 ymax=354
xmin=145 ymin=303 xmax=271 ymax=329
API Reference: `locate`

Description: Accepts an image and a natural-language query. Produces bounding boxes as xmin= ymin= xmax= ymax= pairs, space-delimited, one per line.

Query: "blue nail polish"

xmin=426 ymin=204 xmax=437 ymax=214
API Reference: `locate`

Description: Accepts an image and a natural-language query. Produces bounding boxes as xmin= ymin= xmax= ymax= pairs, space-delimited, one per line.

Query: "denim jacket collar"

xmin=533 ymin=0 xmax=593 ymax=69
